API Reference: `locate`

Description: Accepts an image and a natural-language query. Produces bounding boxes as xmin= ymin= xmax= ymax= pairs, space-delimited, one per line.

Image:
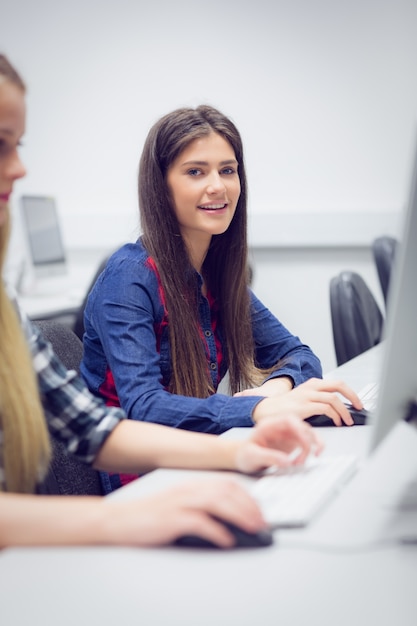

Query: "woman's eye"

xmin=0 ymin=139 xmax=22 ymax=156
xmin=187 ymin=168 xmax=202 ymax=176
xmin=221 ymin=167 xmax=236 ymax=175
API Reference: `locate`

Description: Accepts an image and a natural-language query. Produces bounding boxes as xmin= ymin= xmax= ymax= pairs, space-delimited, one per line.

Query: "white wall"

xmin=2 ymin=0 xmax=417 ymax=371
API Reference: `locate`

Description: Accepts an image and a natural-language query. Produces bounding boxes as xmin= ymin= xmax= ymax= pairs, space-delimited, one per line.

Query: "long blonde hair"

xmin=0 ymin=55 xmax=51 ymax=492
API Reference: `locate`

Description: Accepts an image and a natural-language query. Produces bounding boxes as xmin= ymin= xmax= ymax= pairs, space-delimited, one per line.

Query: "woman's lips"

xmin=198 ymin=203 xmax=227 ymax=211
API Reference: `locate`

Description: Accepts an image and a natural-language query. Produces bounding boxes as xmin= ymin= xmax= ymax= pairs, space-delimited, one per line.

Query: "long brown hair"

xmin=0 ymin=54 xmax=51 ymax=492
xmin=139 ymin=105 xmax=262 ymax=397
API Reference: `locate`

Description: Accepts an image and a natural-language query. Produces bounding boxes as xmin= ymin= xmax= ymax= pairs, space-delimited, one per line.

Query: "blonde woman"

xmin=0 ymin=54 xmax=327 ymax=549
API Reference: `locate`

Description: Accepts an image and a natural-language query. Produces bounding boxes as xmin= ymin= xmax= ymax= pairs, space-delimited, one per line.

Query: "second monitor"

xmin=20 ymin=194 xmax=67 ymax=280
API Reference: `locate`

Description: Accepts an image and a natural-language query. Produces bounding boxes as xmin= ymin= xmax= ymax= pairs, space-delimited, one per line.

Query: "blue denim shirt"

xmin=81 ymin=240 xmax=322 ymax=437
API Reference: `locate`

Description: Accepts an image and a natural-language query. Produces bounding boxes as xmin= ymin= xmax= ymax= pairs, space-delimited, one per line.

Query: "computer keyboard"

xmin=250 ymin=454 xmax=358 ymax=528
xmin=358 ymin=382 xmax=379 ymax=411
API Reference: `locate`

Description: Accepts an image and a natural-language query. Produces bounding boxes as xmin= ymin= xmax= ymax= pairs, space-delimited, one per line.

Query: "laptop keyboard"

xmin=250 ymin=454 xmax=358 ymax=528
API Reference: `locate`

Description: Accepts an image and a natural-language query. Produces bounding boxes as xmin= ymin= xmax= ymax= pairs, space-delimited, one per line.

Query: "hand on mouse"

xmin=103 ymin=478 xmax=267 ymax=548
xmin=251 ymin=378 xmax=363 ymax=427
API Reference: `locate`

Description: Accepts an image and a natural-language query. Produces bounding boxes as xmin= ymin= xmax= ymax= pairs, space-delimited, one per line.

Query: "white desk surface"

xmin=1 ymin=346 xmax=416 ymax=626
xmin=324 ymin=342 xmax=384 ymax=393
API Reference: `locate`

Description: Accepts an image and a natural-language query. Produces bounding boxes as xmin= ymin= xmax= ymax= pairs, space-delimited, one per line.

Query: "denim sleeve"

xmin=250 ymin=291 xmax=323 ymax=386
xmin=82 ymin=254 xmax=259 ymax=434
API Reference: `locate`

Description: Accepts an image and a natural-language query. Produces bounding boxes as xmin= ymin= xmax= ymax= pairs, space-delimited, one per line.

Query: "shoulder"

xmin=106 ymin=240 xmax=149 ymax=269
xmin=90 ymin=240 xmax=162 ymax=303
xmin=248 ymin=288 xmax=265 ymax=309
xmin=99 ymin=241 xmax=155 ymax=283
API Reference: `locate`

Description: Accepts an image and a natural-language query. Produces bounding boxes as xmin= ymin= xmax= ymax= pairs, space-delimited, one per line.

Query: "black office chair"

xmin=35 ymin=320 xmax=103 ymax=496
xmin=371 ymin=235 xmax=398 ymax=307
xmin=330 ymin=271 xmax=384 ymax=366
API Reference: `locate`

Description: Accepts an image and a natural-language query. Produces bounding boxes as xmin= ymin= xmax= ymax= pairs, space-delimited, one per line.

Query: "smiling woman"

xmin=80 ymin=104 xmax=363 ymax=495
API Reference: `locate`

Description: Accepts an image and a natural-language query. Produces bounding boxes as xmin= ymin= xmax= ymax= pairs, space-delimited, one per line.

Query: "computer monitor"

xmin=368 ymin=141 xmax=417 ymax=452
xmin=20 ymin=195 xmax=67 ymax=278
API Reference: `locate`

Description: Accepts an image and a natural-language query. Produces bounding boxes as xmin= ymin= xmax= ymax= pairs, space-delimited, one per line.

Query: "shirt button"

xmin=205 ymin=330 xmax=212 ymax=337
xmin=210 ymin=362 xmax=217 ymax=370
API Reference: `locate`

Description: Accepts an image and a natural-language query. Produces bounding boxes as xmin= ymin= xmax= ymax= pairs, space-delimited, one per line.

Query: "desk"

xmin=1 ymin=347 xmax=416 ymax=626
xmin=324 ymin=342 xmax=384 ymax=392
xmin=17 ymin=247 xmax=110 ymax=320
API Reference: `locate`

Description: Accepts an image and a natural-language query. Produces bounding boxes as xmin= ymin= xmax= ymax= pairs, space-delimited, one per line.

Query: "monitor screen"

xmin=20 ymin=195 xmax=66 ymax=275
xmin=368 ymin=142 xmax=417 ymax=451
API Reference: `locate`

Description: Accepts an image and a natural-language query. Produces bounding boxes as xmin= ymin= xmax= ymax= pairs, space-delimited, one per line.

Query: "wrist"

xmin=219 ymin=439 xmax=242 ymax=471
xmin=252 ymin=397 xmax=268 ymax=424
xmin=262 ymin=376 xmax=293 ymax=395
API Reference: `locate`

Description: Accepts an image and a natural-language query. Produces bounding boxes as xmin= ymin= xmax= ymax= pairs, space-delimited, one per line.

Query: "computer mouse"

xmin=306 ymin=405 xmax=369 ymax=427
xmin=174 ymin=518 xmax=274 ymax=549
xmin=347 ymin=405 xmax=369 ymax=425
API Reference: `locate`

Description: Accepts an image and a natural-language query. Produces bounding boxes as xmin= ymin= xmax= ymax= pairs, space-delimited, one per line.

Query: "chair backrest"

xmin=35 ymin=320 xmax=84 ymax=371
xmin=371 ymin=235 xmax=398 ymax=306
xmin=73 ymin=255 xmax=110 ymax=340
xmin=330 ymin=271 xmax=384 ymax=366
xmin=34 ymin=320 xmax=103 ymax=495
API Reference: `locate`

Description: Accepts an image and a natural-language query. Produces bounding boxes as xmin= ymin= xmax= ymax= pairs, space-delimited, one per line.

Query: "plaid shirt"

xmin=0 ymin=292 xmax=125 ymax=491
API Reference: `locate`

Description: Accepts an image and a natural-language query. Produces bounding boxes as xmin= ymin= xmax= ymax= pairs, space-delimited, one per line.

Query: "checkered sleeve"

xmin=19 ymin=308 xmax=126 ymax=464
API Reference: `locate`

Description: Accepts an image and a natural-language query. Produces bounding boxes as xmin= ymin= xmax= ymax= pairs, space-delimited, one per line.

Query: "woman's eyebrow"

xmin=181 ymin=158 xmax=238 ymax=166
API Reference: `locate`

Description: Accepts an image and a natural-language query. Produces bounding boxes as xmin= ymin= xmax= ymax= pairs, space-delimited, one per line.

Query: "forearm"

xmin=122 ymin=386 xmax=255 ymax=433
xmin=94 ymin=420 xmax=240 ymax=474
xmin=0 ymin=493 xmax=108 ymax=548
xmin=262 ymin=349 xmax=322 ymax=387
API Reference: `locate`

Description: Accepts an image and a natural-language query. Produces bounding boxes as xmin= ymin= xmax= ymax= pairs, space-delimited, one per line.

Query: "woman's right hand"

xmin=252 ymin=378 xmax=363 ymax=427
xmin=102 ymin=478 xmax=267 ymax=548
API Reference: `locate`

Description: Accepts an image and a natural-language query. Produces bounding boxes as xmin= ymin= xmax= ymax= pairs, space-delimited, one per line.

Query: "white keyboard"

xmin=250 ymin=454 xmax=358 ymax=528
xmin=358 ymin=382 xmax=379 ymax=411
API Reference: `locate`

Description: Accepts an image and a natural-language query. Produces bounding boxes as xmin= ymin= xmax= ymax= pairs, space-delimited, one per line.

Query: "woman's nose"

xmin=206 ymin=172 xmax=226 ymax=194
xmin=6 ymin=150 xmax=26 ymax=181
